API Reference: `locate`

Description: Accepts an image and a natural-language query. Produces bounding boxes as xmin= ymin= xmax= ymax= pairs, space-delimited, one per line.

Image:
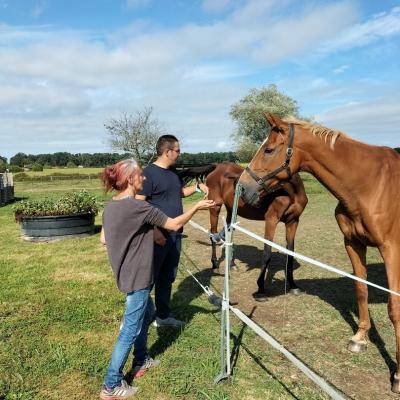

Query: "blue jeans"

xmin=153 ymin=233 xmax=181 ymax=319
xmin=104 ymin=288 xmax=155 ymax=389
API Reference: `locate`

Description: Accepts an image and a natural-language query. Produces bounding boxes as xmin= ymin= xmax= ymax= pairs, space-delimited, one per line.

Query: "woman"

xmin=99 ymin=158 xmax=214 ymax=400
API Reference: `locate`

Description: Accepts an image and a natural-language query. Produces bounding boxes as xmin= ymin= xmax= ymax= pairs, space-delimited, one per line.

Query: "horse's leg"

xmin=344 ymin=238 xmax=370 ymax=353
xmin=378 ymin=244 xmax=400 ymax=393
xmin=209 ymin=204 xmax=221 ymax=270
xmin=285 ymin=219 xmax=301 ymax=295
xmin=253 ymin=217 xmax=278 ymax=301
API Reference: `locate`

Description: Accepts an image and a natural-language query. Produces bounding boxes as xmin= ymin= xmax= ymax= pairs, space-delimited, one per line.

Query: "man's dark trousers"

xmin=153 ymin=233 xmax=182 ymax=319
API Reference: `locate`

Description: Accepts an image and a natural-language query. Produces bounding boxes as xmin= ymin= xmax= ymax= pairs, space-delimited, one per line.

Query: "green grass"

xmin=22 ymin=167 xmax=103 ymax=176
xmin=0 ymin=175 xmax=394 ymax=399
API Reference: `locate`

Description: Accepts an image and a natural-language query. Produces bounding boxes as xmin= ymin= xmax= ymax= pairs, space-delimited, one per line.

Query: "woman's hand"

xmin=196 ymin=199 xmax=216 ymax=210
xmin=154 ymin=227 xmax=167 ymax=246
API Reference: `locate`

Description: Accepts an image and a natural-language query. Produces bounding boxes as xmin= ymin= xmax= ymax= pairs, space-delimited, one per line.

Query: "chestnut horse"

xmin=239 ymin=113 xmax=400 ymax=392
xmin=205 ymin=162 xmax=308 ymax=299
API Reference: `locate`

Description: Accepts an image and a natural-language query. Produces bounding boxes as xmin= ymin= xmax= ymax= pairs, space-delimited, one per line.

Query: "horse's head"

xmin=239 ymin=114 xmax=300 ymax=207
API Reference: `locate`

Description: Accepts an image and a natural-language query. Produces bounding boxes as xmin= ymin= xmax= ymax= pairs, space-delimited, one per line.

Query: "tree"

xmin=31 ymin=163 xmax=43 ymax=172
xmin=10 ymin=152 xmax=28 ymax=167
xmin=66 ymin=161 xmax=77 ymax=168
xmin=0 ymin=159 xmax=6 ymax=173
xmin=234 ymin=137 xmax=259 ymax=163
xmin=230 ymin=84 xmax=302 ymax=149
xmin=105 ymin=107 xmax=165 ymax=165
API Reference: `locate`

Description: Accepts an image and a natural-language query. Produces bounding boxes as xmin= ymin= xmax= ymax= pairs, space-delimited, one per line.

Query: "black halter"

xmin=245 ymin=123 xmax=295 ymax=194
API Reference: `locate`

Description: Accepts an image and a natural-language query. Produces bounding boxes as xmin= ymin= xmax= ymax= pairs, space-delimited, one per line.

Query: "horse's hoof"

xmin=289 ymin=288 xmax=301 ymax=295
xmin=348 ymin=339 xmax=367 ymax=353
xmin=253 ymin=292 xmax=268 ymax=302
xmin=392 ymin=374 xmax=400 ymax=393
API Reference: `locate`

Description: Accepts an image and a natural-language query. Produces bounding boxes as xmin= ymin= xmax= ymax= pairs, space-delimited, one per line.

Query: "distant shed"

xmin=0 ymin=173 xmax=14 ymax=206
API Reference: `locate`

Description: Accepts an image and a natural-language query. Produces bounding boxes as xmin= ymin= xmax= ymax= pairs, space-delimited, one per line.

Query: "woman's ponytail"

xmin=101 ymin=159 xmax=139 ymax=193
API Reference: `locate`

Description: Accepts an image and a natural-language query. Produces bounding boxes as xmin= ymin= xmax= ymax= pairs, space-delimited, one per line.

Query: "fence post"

xmin=214 ymin=183 xmax=242 ymax=384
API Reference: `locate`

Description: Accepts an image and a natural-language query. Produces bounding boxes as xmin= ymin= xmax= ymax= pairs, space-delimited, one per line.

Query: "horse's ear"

xmin=264 ymin=113 xmax=282 ymax=127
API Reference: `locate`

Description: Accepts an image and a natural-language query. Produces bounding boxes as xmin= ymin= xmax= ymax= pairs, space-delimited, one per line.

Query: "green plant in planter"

xmin=13 ymin=190 xmax=99 ymax=222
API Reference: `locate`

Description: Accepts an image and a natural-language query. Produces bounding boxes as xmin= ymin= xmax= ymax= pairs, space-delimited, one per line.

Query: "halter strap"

xmin=245 ymin=123 xmax=295 ymax=194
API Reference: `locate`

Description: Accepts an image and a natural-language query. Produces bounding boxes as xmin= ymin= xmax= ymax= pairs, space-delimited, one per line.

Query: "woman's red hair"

xmin=101 ymin=159 xmax=139 ymax=193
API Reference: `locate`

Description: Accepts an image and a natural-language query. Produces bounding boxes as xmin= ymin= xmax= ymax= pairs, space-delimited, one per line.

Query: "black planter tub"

xmin=20 ymin=213 xmax=95 ymax=242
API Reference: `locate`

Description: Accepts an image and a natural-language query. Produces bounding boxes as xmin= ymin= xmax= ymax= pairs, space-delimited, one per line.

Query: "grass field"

xmin=0 ymin=173 xmax=396 ymax=399
xmin=21 ymin=167 xmax=103 ymax=177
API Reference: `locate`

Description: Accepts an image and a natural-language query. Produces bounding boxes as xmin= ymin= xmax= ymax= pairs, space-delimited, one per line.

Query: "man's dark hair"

xmin=156 ymin=134 xmax=179 ymax=156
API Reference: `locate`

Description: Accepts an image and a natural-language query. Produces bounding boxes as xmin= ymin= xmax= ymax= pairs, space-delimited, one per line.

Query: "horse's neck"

xmin=298 ymin=134 xmax=380 ymax=207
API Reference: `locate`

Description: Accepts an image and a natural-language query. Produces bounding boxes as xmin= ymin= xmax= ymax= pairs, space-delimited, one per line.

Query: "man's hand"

xmin=154 ymin=227 xmax=167 ymax=246
xmin=198 ymin=183 xmax=209 ymax=196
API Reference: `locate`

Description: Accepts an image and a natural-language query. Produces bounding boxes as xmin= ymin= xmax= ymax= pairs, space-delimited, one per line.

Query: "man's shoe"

xmin=99 ymin=380 xmax=138 ymax=399
xmin=152 ymin=316 xmax=185 ymax=327
xmin=131 ymin=356 xmax=160 ymax=378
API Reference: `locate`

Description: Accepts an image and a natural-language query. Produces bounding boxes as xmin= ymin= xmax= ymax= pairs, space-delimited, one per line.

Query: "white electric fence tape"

xmin=187 ymin=218 xmax=350 ymax=399
xmin=231 ymin=222 xmax=399 ymax=297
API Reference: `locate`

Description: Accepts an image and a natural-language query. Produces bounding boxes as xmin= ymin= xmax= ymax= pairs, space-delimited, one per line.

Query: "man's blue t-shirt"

xmin=139 ymin=163 xmax=184 ymax=223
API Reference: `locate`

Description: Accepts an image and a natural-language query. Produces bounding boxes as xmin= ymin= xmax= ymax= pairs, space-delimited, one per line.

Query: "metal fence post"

xmin=214 ymin=183 xmax=242 ymax=384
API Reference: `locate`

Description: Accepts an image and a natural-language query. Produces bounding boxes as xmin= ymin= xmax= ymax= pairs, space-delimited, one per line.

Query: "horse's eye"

xmin=264 ymin=148 xmax=273 ymax=154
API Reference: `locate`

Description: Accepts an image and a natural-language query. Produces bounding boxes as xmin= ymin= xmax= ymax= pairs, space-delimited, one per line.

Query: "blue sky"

xmin=0 ymin=0 xmax=399 ymax=159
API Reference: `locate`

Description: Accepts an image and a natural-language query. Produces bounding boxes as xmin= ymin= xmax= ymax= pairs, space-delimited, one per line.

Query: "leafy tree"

xmin=105 ymin=107 xmax=165 ymax=165
xmin=9 ymin=153 xmax=28 ymax=167
xmin=230 ymin=84 xmax=302 ymax=152
xmin=52 ymin=152 xmax=70 ymax=167
xmin=177 ymin=152 xmax=237 ymax=165
xmin=234 ymin=137 xmax=259 ymax=163
xmin=31 ymin=163 xmax=43 ymax=172
xmin=66 ymin=161 xmax=77 ymax=168
xmin=7 ymin=165 xmax=23 ymax=173
xmin=0 ymin=159 xmax=6 ymax=173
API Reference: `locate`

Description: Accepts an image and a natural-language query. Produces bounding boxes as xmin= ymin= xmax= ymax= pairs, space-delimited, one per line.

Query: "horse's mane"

xmin=283 ymin=117 xmax=349 ymax=150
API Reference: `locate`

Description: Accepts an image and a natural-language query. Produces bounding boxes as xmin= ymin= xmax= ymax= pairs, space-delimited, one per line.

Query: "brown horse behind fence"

xmin=205 ymin=162 xmax=308 ymax=299
xmin=239 ymin=113 xmax=400 ymax=392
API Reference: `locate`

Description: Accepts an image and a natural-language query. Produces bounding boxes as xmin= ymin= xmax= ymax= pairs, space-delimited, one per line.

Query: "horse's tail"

xmin=175 ymin=163 xmax=217 ymax=184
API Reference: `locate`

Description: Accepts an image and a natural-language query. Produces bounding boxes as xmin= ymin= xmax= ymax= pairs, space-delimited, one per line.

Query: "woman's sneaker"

xmin=132 ymin=356 xmax=160 ymax=378
xmin=99 ymin=380 xmax=138 ymax=399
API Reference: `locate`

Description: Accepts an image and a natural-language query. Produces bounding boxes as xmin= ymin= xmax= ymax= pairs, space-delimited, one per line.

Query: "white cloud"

xmin=323 ymin=6 xmax=400 ymax=52
xmin=0 ymin=1 xmax=360 ymax=86
xmin=0 ymin=1 xmax=399 ymax=158
xmin=251 ymin=2 xmax=358 ymax=63
xmin=317 ymin=95 xmax=400 ymax=146
xmin=333 ymin=65 xmax=350 ymax=74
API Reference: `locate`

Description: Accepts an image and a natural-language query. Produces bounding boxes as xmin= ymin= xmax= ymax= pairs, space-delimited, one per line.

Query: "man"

xmin=136 ymin=135 xmax=209 ymax=327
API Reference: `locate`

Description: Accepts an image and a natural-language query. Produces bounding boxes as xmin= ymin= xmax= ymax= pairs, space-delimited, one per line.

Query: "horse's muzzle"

xmin=240 ymin=183 xmax=261 ymax=207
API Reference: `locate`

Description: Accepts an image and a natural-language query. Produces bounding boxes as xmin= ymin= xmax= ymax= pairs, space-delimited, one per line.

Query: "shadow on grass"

xmin=230 ymin=243 xmax=396 ymax=377
xmin=294 ymin=262 xmax=396 ymax=374
xmin=231 ymin=308 xmax=301 ymax=400
xmin=210 ymin=242 xmax=301 ymax=294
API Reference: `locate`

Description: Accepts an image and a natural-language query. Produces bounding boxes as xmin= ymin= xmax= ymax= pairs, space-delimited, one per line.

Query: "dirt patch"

xmin=183 ymin=206 xmax=397 ymax=400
